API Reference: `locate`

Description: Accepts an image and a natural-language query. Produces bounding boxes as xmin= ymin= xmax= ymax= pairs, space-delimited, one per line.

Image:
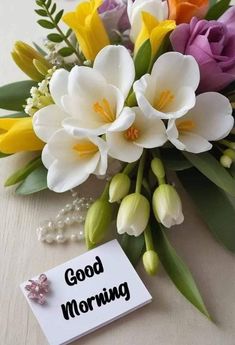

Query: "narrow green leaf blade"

xmin=162 ymin=149 xmax=192 ymax=171
xmin=0 ymin=152 xmax=11 ymax=158
xmin=205 ymin=0 xmax=230 ymax=20
xmin=178 ymin=169 xmax=235 ymax=253
xmin=183 ymin=152 xmax=235 ymax=197
xmin=134 ymin=40 xmax=152 ymax=80
xmin=0 ymin=112 xmax=29 ymax=119
xmin=0 ymin=81 xmax=37 ymax=111
xmin=16 ymin=166 xmax=48 ymax=195
xmin=152 ymin=221 xmax=210 ymax=318
xmin=35 ymin=9 xmax=48 ymax=16
xmin=5 ymin=157 xmax=42 ymax=187
xmin=118 ymin=233 xmax=145 ymax=266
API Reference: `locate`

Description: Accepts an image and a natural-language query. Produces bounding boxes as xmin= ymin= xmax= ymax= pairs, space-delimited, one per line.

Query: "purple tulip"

xmin=170 ymin=7 xmax=235 ymax=93
xmin=99 ymin=0 xmax=130 ymax=38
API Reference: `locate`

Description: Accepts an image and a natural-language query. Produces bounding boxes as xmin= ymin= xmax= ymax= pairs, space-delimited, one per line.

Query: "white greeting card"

xmin=20 ymin=240 xmax=152 ymax=345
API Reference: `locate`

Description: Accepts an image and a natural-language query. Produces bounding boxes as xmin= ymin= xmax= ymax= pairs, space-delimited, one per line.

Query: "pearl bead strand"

xmin=36 ymin=190 xmax=94 ymax=244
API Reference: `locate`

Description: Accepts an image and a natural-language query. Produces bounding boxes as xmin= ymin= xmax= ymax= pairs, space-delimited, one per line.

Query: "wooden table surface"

xmin=1 ymin=1 xmax=235 ymax=344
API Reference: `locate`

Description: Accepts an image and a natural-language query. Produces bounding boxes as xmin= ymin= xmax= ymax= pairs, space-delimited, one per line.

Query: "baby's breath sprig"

xmin=35 ymin=0 xmax=81 ymax=61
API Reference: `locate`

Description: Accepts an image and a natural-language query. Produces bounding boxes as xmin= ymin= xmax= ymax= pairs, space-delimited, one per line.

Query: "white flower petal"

xmin=108 ymin=107 xmax=135 ymax=132
xmin=93 ymin=45 xmax=135 ymax=99
xmin=63 ymin=85 xmax=125 ymax=136
xmin=50 ymin=69 xmax=69 ymax=108
xmin=47 ymin=158 xmax=95 ymax=193
xmin=166 ymin=120 xmax=186 ymax=150
xmin=151 ymin=52 xmax=200 ymax=91
xmin=178 ymin=132 xmax=212 ymax=153
xmin=33 ymin=104 xmax=68 ymax=143
xmin=186 ymin=93 xmax=234 ymax=141
xmin=128 ymin=0 xmax=168 ymax=41
xmin=106 ymin=131 xmax=143 ymax=162
xmin=90 ymin=136 xmax=109 ymax=176
xmin=133 ymin=107 xmax=167 ymax=147
xmin=41 ymin=145 xmax=54 ymax=169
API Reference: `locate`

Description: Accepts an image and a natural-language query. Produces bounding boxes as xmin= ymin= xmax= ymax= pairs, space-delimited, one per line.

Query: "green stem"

xmin=100 ymin=181 xmax=110 ymax=201
xmin=43 ymin=5 xmax=82 ymax=63
xmin=135 ymin=150 xmax=146 ymax=193
xmin=219 ymin=139 xmax=235 ymax=149
xmin=144 ymin=226 xmax=154 ymax=251
xmin=123 ymin=161 xmax=137 ymax=175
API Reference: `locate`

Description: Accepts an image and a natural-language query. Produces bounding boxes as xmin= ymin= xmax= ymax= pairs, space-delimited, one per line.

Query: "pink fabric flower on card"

xmin=25 ymin=274 xmax=50 ymax=305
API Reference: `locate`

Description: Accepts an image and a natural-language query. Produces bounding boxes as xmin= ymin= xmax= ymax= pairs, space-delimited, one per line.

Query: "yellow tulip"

xmin=0 ymin=117 xmax=44 ymax=154
xmin=11 ymin=41 xmax=52 ymax=82
xmin=63 ymin=0 xmax=110 ymax=61
xmin=135 ymin=12 xmax=176 ymax=58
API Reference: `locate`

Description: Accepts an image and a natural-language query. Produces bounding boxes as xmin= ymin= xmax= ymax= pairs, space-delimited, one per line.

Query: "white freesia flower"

xmin=33 ymin=45 xmax=135 ymax=140
xmin=117 ymin=193 xmax=150 ymax=236
xmin=166 ymin=92 xmax=234 ymax=153
xmin=133 ymin=52 xmax=200 ymax=120
xmin=33 ymin=69 xmax=69 ymax=143
xmin=127 ymin=0 xmax=168 ymax=42
xmin=62 ymin=45 xmax=136 ymax=137
xmin=152 ymin=184 xmax=184 ymax=228
xmin=42 ymin=130 xmax=108 ymax=193
xmin=106 ymin=107 xmax=167 ymax=162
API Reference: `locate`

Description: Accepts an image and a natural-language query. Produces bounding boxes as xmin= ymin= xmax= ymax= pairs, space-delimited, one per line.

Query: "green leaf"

xmin=0 ymin=112 xmax=29 ymax=119
xmin=16 ymin=166 xmax=48 ymax=195
xmin=205 ymin=0 xmax=230 ymax=20
xmin=178 ymin=169 xmax=235 ymax=253
xmin=0 ymin=80 xmax=37 ymax=111
xmin=66 ymin=28 xmax=73 ymax=38
xmin=37 ymin=19 xmax=55 ymax=29
xmin=47 ymin=33 xmax=63 ymax=43
xmin=51 ymin=3 xmax=56 ymax=15
xmin=46 ymin=0 xmax=52 ymax=9
xmin=0 ymin=152 xmax=11 ymax=158
xmin=58 ymin=47 xmax=74 ymax=57
xmin=161 ymin=149 xmax=192 ymax=171
xmin=36 ymin=0 xmax=44 ymax=7
xmin=118 ymin=233 xmax=145 ymax=266
xmin=151 ymin=221 xmax=210 ymax=319
xmin=33 ymin=42 xmax=47 ymax=56
xmin=5 ymin=157 xmax=42 ymax=187
xmin=55 ymin=9 xmax=64 ymax=24
xmin=134 ymin=40 xmax=152 ymax=80
xmin=209 ymin=0 xmax=217 ymax=6
xmin=183 ymin=152 xmax=235 ymax=197
xmin=35 ymin=9 xmax=48 ymax=16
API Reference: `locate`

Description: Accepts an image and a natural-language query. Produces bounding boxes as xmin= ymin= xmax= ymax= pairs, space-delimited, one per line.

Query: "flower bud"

xmin=11 ymin=41 xmax=52 ymax=81
xmin=224 ymin=149 xmax=235 ymax=161
xmin=109 ymin=173 xmax=131 ymax=203
xmin=151 ymin=157 xmax=165 ymax=181
xmin=152 ymin=184 xmax=184 ymax=228
xmin=220 ymin=155 xmax=232 ymax=168
xmin=85 ymin=199 xmax=112 ymax=248
xmin=117 ymin=193 xmax=150 ymax=236
xmin=143 ymin=250 xmax=159 ymax=276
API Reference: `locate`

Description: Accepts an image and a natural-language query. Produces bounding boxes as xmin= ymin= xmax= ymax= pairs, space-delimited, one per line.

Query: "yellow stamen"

xmin=93 ymin=98 xmax=115 ymax=123
xmin=177 ymin=120 xmax=196 ymax=132
xmin=73 ymin=140 xmax=98 ymax=158
xmin=154 ymin=90 xmax=175 ymax=111
xmin=125 ymin=126 xmax=140 ymax=141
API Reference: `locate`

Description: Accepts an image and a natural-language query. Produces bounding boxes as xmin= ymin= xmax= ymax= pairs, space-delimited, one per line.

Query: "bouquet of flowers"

xmin=1 ymin=0 xmax=235 ymax=319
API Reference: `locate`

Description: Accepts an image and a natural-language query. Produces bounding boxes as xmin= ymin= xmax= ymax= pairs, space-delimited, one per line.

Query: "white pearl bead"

xmin=78 ymin=230 xmax=85 ymax=240
xmin=38 ymin=233 xmax=46 ymax=242
xmin=65 ymin=203 xmax=73 ymax=212
xmin=56 ymin=234 xmax=66 ymax=243
xmin=59 ymin=208 xmax=66 ymax=216
xmin=47 ymin=221 xmax=55 ymax=231
xmin=65 ymin=216 xmax=73 ymax=226
xmin=45 ymin=234 xmax=54 ymax=244
xmin=36 ymin=226 xmax=47 ymax=236
xmin=56 ymin=220 xmax=65 ymax=229
xmin=70 ymin=233 xmax=78 ymax=242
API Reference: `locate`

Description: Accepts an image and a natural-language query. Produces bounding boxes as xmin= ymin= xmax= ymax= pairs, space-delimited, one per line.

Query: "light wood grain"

xmin=1 ymin=1 xmax=235 ymax=344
